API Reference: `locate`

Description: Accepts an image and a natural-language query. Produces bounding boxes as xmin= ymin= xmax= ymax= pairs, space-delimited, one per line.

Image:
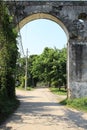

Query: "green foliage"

xmin=31 ymin=47 xmax=67 ymax=87
xmin=16 ymin=47 xmax=67 ymax=88
xmin=50 ymin=87 xmax=67 ymax=95
xmin=60 ymin=97 xmax=87 ymax=112
xmin=28 ymin=55 xmax=39 ymax=87
xmin=19 ymin=76 xmax=25 ymax=88
xmin=0 ymin=98 xmax=19 ymax=124
xmin=0 ymin=1 xmax=18 ymax=99
xmin=16 ymin=55 xmax=39 ymax=88
xmin=0 ymin=2 xmax=19 ymax=124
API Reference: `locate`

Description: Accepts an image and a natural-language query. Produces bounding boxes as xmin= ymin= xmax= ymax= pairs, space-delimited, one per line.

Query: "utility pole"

xmin=25 ymin=48 xmax=28 ymax=90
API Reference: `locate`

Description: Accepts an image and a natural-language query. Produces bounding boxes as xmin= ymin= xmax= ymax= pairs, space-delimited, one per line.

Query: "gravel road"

xmin=0 ymin=87 xmax=87 ymax=130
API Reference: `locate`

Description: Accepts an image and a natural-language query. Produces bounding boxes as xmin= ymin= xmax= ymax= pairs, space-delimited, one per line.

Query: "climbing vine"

xmin=0 ymin=1 xmax=18 ymax=99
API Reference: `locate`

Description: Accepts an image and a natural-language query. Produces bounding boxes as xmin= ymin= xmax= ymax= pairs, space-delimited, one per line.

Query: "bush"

xmin=0 ymin=98 xmax=19 ymax=124
xmin=51 ymin=81 xmax=58 ymax=87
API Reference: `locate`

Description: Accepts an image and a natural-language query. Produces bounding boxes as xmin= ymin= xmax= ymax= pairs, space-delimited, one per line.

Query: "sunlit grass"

xmin=16 ymin=86 xmax=33 ymax=91
xmin=60 ymin=97 xmax=87 ymax=112
xmin=50 ymin=87 xmax=67 ymax=95
xmin=50 ymin=87 xmax=87 ymax=112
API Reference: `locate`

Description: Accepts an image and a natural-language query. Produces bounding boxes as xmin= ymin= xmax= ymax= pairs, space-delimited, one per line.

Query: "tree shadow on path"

xmin=0 ymin=92 xmax=87 ymax=130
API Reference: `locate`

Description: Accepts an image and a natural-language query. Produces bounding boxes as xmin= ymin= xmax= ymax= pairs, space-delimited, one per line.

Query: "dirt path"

xmin=0 ymin=87 xmax=87 ymax=130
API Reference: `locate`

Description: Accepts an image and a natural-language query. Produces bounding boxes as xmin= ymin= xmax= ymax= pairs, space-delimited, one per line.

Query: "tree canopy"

xmin=17 ymin=47 xmax=67 ymax=88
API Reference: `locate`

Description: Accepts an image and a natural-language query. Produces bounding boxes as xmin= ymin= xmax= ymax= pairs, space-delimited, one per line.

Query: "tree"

xmin=16 ymin=57 xmax=26 ymax=88
xmin=31 ymin=47 xmax=67 ymax=88
xmin=52 ymin=47 xmax=67 ymax=88
xmin=27 ymin=55 xmax=39 ymax=87
xmin=16 ymin=47 xmax=67 ymax=89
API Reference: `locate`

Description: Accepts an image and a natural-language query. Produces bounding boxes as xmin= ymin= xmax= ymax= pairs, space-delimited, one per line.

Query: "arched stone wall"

xmin=16 ymin=13 xmax=69 ymax=40
xmin=7 ymin=1 xmax=87 ymax=98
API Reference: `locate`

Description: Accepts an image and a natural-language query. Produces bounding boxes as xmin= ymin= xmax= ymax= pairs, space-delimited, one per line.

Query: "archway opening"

xmin=16 ymin=13 xmax=69 ymax=97
xmin=18 ymin=19 xmax=67 ymax=56
xmin=16 ymin=13 xmax=69 ymax=57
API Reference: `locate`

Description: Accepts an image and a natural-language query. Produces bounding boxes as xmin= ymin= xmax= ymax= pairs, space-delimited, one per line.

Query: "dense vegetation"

xmin=0 ymin=1 xmax=19 ymax=123
xmin=16 ymin=47 xmax=67 ymax=90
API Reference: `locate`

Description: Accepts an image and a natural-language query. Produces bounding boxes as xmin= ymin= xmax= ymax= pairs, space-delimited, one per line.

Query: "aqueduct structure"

xmin=7 ymin=1 xmax=87 ymax=98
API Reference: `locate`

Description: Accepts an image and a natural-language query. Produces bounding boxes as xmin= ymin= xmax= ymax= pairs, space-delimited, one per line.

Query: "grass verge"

xmin=60 ymin=97 xmax=87 ymax=112
xmin=16 ymin=86 xmax=33 ymax=91
xmin=0 ymin=98 xmax=20 ymax=125
xmin=50 ymin=87 xmax=87 ymax=112
xmin=50 ymin=87 xmax=67 ymax=95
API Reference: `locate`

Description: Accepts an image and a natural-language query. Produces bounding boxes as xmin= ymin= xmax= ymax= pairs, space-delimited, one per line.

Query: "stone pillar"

xmin=69 ymin=40 xmax=87 ymax=98
xmin=67 ymin=41 xmax=70 ymax=99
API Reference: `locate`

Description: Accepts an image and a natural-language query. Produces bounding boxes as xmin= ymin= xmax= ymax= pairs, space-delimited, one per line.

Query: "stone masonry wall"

xmin=7 ymin=1 xmax=87 ymax=98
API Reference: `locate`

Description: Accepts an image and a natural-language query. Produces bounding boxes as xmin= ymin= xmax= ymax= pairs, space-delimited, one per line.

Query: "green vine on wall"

xmin=0 ymin=1 xmax=18 ymax=100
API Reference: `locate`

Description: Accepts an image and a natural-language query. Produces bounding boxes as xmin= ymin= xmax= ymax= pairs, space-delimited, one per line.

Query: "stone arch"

xmin=7 ymin=1 xmax=87 ymax=99
xmin=16 ymin=13 xmax=69 ymax=42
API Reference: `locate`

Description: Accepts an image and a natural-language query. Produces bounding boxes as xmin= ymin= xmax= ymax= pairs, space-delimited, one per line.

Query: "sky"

xmin=18 ymin=19 xmax=67 ymax=56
